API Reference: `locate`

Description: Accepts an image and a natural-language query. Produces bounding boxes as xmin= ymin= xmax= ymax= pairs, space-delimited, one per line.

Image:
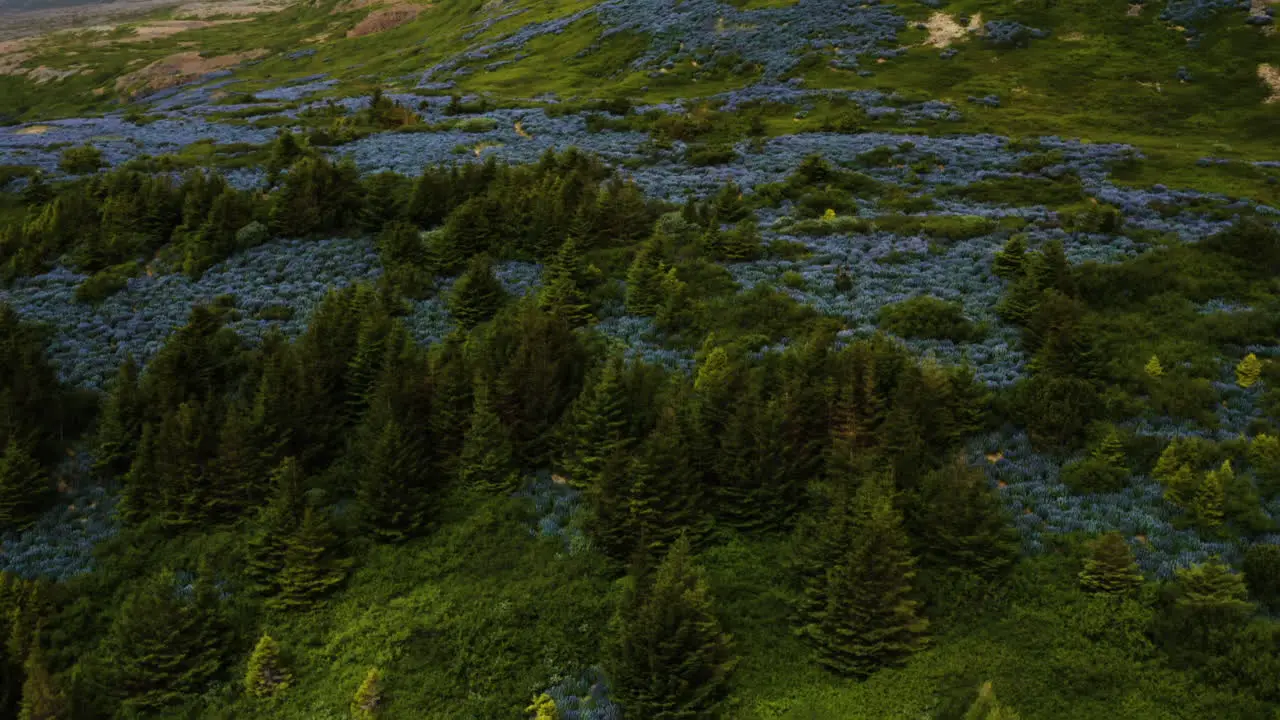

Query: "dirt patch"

xmin=114 ymin=49 xmax=267 ymax=96
xmin=1260 ymin=64 xmax=1280 ymax=103
xmin=118 ymin=19 xmax=252 ymax=42
xmin=26 ymin=65 xmax=86 ymax=83
xmin=0 ymin=52 xmax=33 ymax=76
xmin=173 ymin=0 xmax=292 ymax=19
xmin=1061 ymin=31 xmax=1086 ymax=41
xmin=346 ymin=5 xmax=420 ymax=37
xmin=1126 ymin=3 xmax=1143 ymax=15
xmin=15 ymin=125 xmax=50 ymax=135
xmin=922 ymin=12 xmax=981 ymax=48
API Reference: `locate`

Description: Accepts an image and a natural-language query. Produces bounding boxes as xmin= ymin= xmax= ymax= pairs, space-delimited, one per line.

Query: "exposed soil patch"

xmin=1260 ymin=63 xmax=1280 ymax=103
xmin=1126 ymin=3 xmax=1143 ymax=16
xmin=14 ymin=125 xmax=50 ymax=135
xmin=119 ymin=18 xmax=252 ymax=41
xmin=114 ymin=48 xmax=266 ymax=96
xmin=346 ymin=4 xmax=419 ymax=37
xmin=922 ymin=12 xmax=980 ymax=48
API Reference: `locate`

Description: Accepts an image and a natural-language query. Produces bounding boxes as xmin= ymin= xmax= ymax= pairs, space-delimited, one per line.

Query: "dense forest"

xmin=0 ymin=127 xmax=1278 ymax=719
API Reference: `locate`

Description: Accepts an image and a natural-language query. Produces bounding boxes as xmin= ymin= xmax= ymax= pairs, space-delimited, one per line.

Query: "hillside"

xmin=0 ymin=0 xmax=1278 ymax=718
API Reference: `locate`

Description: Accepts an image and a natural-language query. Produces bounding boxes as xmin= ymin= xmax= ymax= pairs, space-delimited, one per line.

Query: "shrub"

xmin=878 ymin=296 xmax=977 ymax=342
xmin=1061 ymin=456 xmax=1129 ymax=494
xmin=58 ymin=145 xmax=104 ymax=175
xmin=74 ymin=263 xmax=139 ymax=304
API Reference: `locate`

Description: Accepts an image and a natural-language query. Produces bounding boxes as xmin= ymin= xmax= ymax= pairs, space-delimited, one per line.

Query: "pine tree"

xmin=92 ymin=356 xmax=142 ymax=481
xmin=1091 ymin=427 xmax=1126 ymax=469
xmin=1167 ymin=558 xmax=1254 ymax=655
xmin=0 ymin=439 xmax=48 ymax=532
xmin=206 ymin=402 xmax=268 ymax=520
xmin=525 ymin=693 xmax=559 ymax=720
xmin=911 ymin=455 xmax=1018 ymax=580
xmin=358 ymin=418 xmax=430 ymax=541
xmin=244 ymin=634 xmax=292 ymax=699
xmin=351 ymin=668 xmax=383 ymax=720
xmin=796 ymin=474 xmax=928 ymax=678
xmin=1236 ymin=353 xmax=1262 ymax=388
xmin=991 ymin=234 xmax=1027 ymax=280
xmin=1078 ymin=532 xmax=1143 ymax=596
xmin=538 ymin=236 xmax=593 ymax=327
xmin=1193 ymin=460 xmax=1229 ymax=529
xmin=1144 ymin=355 xmax=1164 ymax=379
xmin=18 ymin=634 xmax=65 ymax=720
xmin=605 ymin=535 xmax=736 ymax=720
xmin=1249 ymin=434 xmax=1280 ymax=497
xmin=625 ymin=406 xmax=709 ymax=563
xmin=625 ymin=241 xmax=665 ymax=316
xmin=563 ymin=355 xmax=631 ymax=489
xmin=245 ymin=458 xmax=306 ymax=596
xmin=269 ymin=507 xmax=349 ymax=611
xmin=457 ymin=383 xmax=519 ymax=493
xmin=449 ymin=255 xmax=506 ymax=330
xmin=964 ymin=681 xmax=1021 ymax=720
xmin=109 ymin=568 xmax=230 ymax=713
xmin=1163 ymin=463 xmax=1199 ymax=510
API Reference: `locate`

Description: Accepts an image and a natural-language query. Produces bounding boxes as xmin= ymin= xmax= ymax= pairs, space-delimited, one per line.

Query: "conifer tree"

xmin=449 ymin=254 xmax=506 ymax=330
xmin=269 ymin=507 xmax=349 ymax=611
xmin=457 ymin=383 xmax=519 ymax=493
xmin=108 ymin=568 xmax=230 ymax=713
xmin=1078 ymin=532 xmax=1143 ymax=596
xmin=1091 ymin=427 xmax=1126 ymax=469
xmin=625 ymin=241 xmax=665 ymax=316
xmin=992 ymin=235 xmax=1027 ymax=280
xmin=245 ymin=458 xmax=306 ymax=596
xmin=1241 ymin=544 xmax=1280 ymax=612
xmin=427 ymin=342 xmax=472 ymax=471
xmin=964 ymin=681 xmax=1021 ymax=720
xmin=525 ymin=693 xmax=559 ymax=720
xmin=796 ymin=474 xmax=928 ymax=678
xmin=911 ymin=455 xmax=1018 ymax=580
xmin=538 ymin=236 xmax=593 ymax=327
xmin=1249 ymin=434 xmax=1280 ymax=497
xmin=1163 ymin=463 xmax=1199 ymax=511
xmin=624 ymin=405 xmax=709 ymax=562
xmin=0 ymin=439 xmax=49 ymax=532
xmin=605 ymin=535 xmax=736 ymax=720
xmin=358 ymin=418 xmax=430 ymax=541
xmin=1236 ymin=353 xmax=1262 ymax=388
xmin=563 ymin=355 xmax=632 ymax=489
xmin=244 ymin=634 xmax=291 ymax=699
xmin=207 ymin=402 xmax=268 ymax=520
xmin=1193 ymin=460 xmax=1229 ymax=529
xmin=351 ymin=668 xmax=383 ymax=720
xmin=17 ymin=634 xmax=65 ymax=720
xmin=118 ymin=423 xmax=160 ymax=525
xmin=1144 ymin=355 xmax=1164 ymax=379
xmin=92 ymin=356 xmax=142 ymax=481
xmin=1163 ymin=558 xmax=1254 ymax=657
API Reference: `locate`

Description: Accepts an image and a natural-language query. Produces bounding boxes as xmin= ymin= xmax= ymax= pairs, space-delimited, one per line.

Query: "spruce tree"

xmin=911 ymin=455 xmax=1018 ymax=580
xmin=92 ymin=356 xmax=142 ymax=481
xmin=1193 ymin=461 xmax=1228 ymax=529
xmin=456 ymin=384 xmax=519 ymax=493
xmin=269 ymin=507 xmax=349 ymax=611
xmin=991 ymin=235 xmax=1027 ymax=280
xmin=563 ymin=354 xmax=632 ymax=490
xmin=625 ymin=241 xmax=664 ymax=316
xmin=1236 ymin=353 xmax=1262 ymax=388
xmin=109 ymin=568 xmax=230 ymax=713
xmin=538 ymin=236 xmax=593 ymax=327
xmin=0 ymin=439 xmax=49 ymax=532
xmin=18 ymin=634 xmax=65 ymax=720
xmin=1249 ymin=434 xmax=1280 ymax=497
xmin=449 ymin=254 xmax=506 ymax=330
xmin=207 ymin=402 xmax=268 ymax=521
xmin=1144 ymin=355 xmax=1164 ymax=379
xmin=1078 ymin=532 xmax=1143 ymax=596
xmin=244 ymin=634 xmax=292 ymax=699
xmin=351 ymin=668 xmax=383 ymax=720
xmin=796 ymin=474 xmax=928 ymax=678
xmin=358 ymin=418 xmax=430 ymax=542
xmin=605 ymin=535 xmax=736 ymax=720
xmin=245 ymin=458 xmax=306 ymax=596
xmin=1091 ymin=427 xmax=1126 ymax=469
xmin=1242 ymin=544 xmax=1280 ymax=612
xmin=1164 ymin=558 xmax=1254 ymax=657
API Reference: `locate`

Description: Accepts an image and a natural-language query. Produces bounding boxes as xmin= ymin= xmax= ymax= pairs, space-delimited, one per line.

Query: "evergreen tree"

xmin=0 ymin=439 xmax=49 ymax=531
xmin=358 ymin=418 xmax=430 ymax=541
xmin=563 ymin=355 xmax=632 ymax=489
xmin=605 ymin=535 xmax=736 ymax=720
xmin=1194 ymin=460 xmax=1229 ymax=529
xmin=351 ymin=668 xmax=383 ymax=720
xmin=1144 ymin=355 xmax=1164 ymax=378
xmin=92 ymin=356 xmax=142 ymax=481
xmin=625 ymin=241 xmax=665 ymax=316
xmin=538 ymin=236 xmax=593 ymax=327
xmin=1236 ymin=353 xmax=1262 ymax=388
xmin=1091 ymin=427 xmax=1126 ymax=469
xmin=269 ymin=507 xmax=349 ymax=611
xmin=449 ymin=254 xmax=506 ymax=330
xmin=118 ymin=423 xmax=160 ymax=525
xmin=108 ymin=568 xmax=230 ymax=713
xmin=457 ymin=383 xmax=519 ymax=493
xmin=964 ymin=681 xmax=1021 ymax=720
xmin=1078 ymin=532 xmax=1143 ymax=596
xmin=1162 ymin=558 xmax=1254 ymax=659
xmin=991 ymin=235 xmax=1027 ymax=280
xmin=624 ymin=405 xmax=710 ymax=563
xmin=1249 ymin=434 xmax=1280 ymax=497
xmin=243 ymin=634 xmax=291 ymax=699
xmin=1241 ymin=543 xmax=1280 ymax=612
xmin=796 ymin=474 xmax=928 ymax=678
xmin=525 ymin=693 xmax=559 ymax=720
xmin=18 ymin=634 xmax=65 ymax=720
xmin=245 ymin=458 xmax=306 ymax=596
xmin=206 ymin=402 xmax=269 ymax=521
xmin=911 ymin=455 xmax=1018 ymax=580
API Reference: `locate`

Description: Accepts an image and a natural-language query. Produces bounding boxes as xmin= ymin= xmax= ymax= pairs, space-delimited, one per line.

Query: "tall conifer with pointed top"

xmin=1078 ymin=532 xmax=1143 ymax=596
xmin=0 ymin=439 xmax=49 ymax=532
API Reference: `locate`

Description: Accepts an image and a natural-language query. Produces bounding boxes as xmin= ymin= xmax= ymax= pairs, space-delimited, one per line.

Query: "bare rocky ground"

xmin=0 ymin=0 xmax=287 ymax=40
